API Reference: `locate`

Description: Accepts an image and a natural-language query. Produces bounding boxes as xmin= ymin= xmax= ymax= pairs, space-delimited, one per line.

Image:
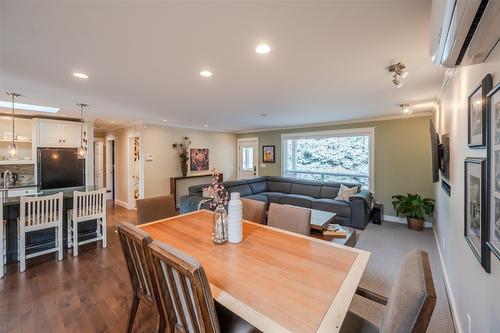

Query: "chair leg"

xmin=102 ymin=217 xmax=107 ymax=248
xmin=67 ymin=212 xmax=72 ymax=249
xmin=127 ymin=295 xmax=140 ymax=333
xmin=19 ymin=229 xmax=25 ymax=273
xmin=73 ymin=222 xmax=78 ymax=257
xmin=57 ymin=224 xmax=63 ymax=261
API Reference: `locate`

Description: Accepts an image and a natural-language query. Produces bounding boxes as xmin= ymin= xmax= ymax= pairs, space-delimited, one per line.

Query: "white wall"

xmin=434 ymin=45 xmax=500 ymax=333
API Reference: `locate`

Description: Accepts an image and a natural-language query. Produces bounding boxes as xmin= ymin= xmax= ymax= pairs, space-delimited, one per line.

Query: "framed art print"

xmin=190 ymin=148 xmax=209 ymax=171
xmin=464 ymin=158 xmax=490 ymax=272
xmin=468 ymin=74 xmax=492 ymax=148
xmin=262 ymin=145 xmax=275 ymax=163
xmin=488 ymin=82 xmax=500 ymax=260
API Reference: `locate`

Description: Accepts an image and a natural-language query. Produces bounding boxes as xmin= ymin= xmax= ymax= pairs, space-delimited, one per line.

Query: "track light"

xmin=388 ymin=62 xmax=408 ymax=88
xmin=400 ymin=103 xmax=412 ymax=114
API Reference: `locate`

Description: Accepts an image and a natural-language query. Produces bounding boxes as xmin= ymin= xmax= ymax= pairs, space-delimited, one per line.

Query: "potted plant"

xmin=172 ymin=137 xmax=191 ymax=177
xmin=392 ymin=194 xmax=435 ymax=231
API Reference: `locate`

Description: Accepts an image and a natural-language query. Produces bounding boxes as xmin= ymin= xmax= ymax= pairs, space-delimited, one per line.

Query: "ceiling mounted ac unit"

xmin=430 ymin=0 xmax=500 ymax=68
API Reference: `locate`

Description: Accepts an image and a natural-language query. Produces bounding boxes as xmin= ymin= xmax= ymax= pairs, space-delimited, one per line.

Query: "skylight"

xmin=0 ymin=101 xmax=59 ymax=113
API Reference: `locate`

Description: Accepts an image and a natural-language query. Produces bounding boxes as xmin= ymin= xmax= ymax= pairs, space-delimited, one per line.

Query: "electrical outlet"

xmin=467 ymin=313 xmax=472 ymax=333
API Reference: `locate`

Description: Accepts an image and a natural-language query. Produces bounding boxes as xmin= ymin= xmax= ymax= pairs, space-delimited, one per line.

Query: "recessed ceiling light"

xmin=110 ymin=120 xmax=116 ymax=123
xmin=203 ymin=124 xmax=208 ymax=128
xmin=200 ymin=70 xmax=213 ymax=78
xmin=73 ymin=72 xmax=89 ymax=79
xmin=255 ymin=44 xmax=271 ymax=54
xmin=0 ymin=101 xmax=59 ymax=113
xmin=162 ymin=119 xmax=167 ymax=122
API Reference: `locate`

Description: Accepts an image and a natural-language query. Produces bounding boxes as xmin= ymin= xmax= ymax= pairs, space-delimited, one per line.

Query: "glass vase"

xmin=212 ymin=204 xmax=227 ymax=245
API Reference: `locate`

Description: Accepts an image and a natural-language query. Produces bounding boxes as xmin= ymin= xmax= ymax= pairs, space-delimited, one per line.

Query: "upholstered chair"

xmin=267 ymin=203 xmax=311 ymax=235
xmin=136 ymin=195 xmax=176 ymax=225
xmin=147 ymin=240 xmax=259 ymax=333
xmin=340 ymin=249 xmax=436 ymax=333
xmin=241 ymin=198 xmax=267 ymax=224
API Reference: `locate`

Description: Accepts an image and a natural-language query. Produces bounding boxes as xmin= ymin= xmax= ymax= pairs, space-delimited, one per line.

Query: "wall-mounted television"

xmin=38 ymin=148 xmax=85 ymax=190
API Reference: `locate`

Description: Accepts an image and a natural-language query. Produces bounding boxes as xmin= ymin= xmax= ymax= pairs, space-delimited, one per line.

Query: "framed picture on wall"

xmin=262 ymin=145 xmax=275 ymax=163
xmin=468 ymin=74 xmax=492 ymax=148
xmin=464 ymin=158 xmax=490 ymax=272
xmin=488 ymin=83 xmax=500 ymax=260
xmin=190 ymin=148 xmax=209 ymax=171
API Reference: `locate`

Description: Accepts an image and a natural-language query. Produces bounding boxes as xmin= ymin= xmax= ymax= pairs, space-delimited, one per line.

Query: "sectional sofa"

xmin=181 ymin=176 xmax=373 ymax=229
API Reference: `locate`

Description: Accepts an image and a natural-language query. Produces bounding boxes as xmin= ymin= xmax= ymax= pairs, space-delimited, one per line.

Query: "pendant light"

xmin=6 ymin=92 xmax=21 ymax=158
xmin=76 ymin=103 xmax=87 ymax=159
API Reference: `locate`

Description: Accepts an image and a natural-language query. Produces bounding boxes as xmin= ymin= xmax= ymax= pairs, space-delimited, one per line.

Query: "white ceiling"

xmin=0 ymin=1 xmax=445 ymax=132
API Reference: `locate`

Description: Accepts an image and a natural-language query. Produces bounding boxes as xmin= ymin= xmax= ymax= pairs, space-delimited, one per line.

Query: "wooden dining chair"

xmin=241 ymin=198 xmax=267 ymax=224
xmin=136 ymin=195 xmax=176 ymax=225
xmin=117 ymin=222 xmax=166 ymax=333
xmin=147 ymin=240 xmax=259 ymax=333
xmin=267 ymin=203 xmax=311 ymax=235
xmin=340 ymin=249 xmax=436 ymax=333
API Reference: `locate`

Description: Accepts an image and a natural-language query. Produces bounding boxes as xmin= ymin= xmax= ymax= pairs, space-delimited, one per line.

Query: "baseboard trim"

xmin=115 ymin=199 xmax=130 ymax=210
xmin=382 ymin=215 xmax=433 ymax=228
xmin=433 ymin=227 xmax=462 ymax=333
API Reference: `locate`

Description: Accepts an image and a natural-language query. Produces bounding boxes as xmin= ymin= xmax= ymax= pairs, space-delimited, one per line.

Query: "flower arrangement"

xmin=204 ymin=169 xmax=228 ymax=209
xmin=172 ymin=136 xmax=191 ymax=177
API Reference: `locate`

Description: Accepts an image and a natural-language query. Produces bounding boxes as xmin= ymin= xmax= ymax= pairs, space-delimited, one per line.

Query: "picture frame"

xmin=468 ymin=74 xmax=492 ymax=148
xmin=190 ymin=148 xmax=209 ymax=171
xmin=487 ymin=82 xmax=500 ymax=260
xmin=464 ymin=158 xmax=490 ymax=272
xmin=262 ymin=145 xmax=275 ymax=163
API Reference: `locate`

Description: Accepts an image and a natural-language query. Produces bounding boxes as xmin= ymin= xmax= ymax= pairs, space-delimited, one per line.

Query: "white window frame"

xmin=281 ymin=127 xmax=375 ymax=191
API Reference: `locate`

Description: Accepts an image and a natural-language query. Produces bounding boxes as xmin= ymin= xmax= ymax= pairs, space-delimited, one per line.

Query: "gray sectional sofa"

xmin=180 ymin=176 xmax=373 ymax=229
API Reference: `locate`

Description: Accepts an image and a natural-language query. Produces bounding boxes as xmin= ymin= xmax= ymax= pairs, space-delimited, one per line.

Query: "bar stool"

xmin=67 ymin=188 xmax=107 ymax=257
xmin=18 ymin=192 xmax=64 ymax=272
xmin=1 ymin=196 xmax=5 ymax=278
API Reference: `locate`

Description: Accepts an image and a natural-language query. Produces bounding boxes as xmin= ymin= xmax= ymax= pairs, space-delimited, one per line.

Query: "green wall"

xmin=238 ymin=116 xmax=434 ymax=216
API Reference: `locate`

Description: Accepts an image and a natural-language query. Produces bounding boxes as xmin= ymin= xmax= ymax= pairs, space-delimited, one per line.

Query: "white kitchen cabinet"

xmin=37 ymin=120 xmax=81 ymax=147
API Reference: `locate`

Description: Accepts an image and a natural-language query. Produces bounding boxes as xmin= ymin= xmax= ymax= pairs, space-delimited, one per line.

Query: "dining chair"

xmin=117 ymin=222 xmax=166 ymax=333
xmin=340 ymin=249 xmax=436 ymax=333
xmin=67 ymin=188 xmax=107 ymax=257
xmin=241 ymin=198 xmax=267 ymax=224
xmin=18 ymin=192 xmax=63 ymax=272
xmin=136 ymin=195 xmax=176 ymax=225
xmin=267 ymin=203 xmax=311 ymax=235
xmin=147 ymin=240 xmax=259 ymax=333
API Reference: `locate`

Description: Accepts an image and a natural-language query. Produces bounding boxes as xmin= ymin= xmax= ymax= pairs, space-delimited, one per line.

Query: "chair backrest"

xmin=267 ymin=203 xmax=311 ymax=235
xmin=241 ymin=198 xmax=267 ymax=224
xmin=20 ymin=192 xmax=63 ymax=232
xmin=117 ymin=222 xmax=156 ymax=304
xmin=147 ymin=240 xmax=221 ymax=333
xmin=136 ymin=195 xmax=176 ymax=225
xmin=381 ymin=249 xmax=436 ymax=333
xmin=73 ymin=188 xmax=107 ymax=222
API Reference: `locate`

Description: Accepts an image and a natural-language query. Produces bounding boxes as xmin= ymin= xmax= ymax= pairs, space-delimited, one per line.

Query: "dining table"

xmin=139 ymin=209 xmax=370 ymax=333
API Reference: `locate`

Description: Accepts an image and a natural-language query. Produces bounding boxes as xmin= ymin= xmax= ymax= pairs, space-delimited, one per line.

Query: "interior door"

xmin=238 ymin=138 xmax=259 ymax=179
xmin=94 ymin=141 xmax=104 ymax=189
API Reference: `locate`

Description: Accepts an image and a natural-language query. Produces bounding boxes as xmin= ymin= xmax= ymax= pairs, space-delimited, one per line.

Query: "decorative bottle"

xmin=227 ymin=192 xmax=243 ymax=243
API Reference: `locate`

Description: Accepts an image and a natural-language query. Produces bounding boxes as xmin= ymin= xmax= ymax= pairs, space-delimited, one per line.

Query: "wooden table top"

xmin=140 ymin=210 xmax=370 ymax=333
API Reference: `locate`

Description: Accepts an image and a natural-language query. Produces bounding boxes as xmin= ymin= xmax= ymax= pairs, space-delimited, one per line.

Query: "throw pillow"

xmin=335 ymin=184 xmax=358 ymax=202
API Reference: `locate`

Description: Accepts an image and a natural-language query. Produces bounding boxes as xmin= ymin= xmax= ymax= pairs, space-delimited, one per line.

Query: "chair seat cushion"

xmin=244 ymin=194 xmax=268 ymax=203
xmin=311 ymin=198 xmax=351 ymax=217
xmin=279 ymin=194 xmax=313 ymax=208
xmin=340 ymin=311 xmax=379 ymax=333
xmin=215 ymin=302 xmax=260 ymax=333
xmin=260 ymin=192 xmax=285 ymax=204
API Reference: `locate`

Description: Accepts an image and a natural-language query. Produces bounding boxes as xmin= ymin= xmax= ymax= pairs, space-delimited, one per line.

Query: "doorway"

xmin=94 ymin=140 xmax=104 ymax=189
xmin=127 ymin=132 xmax=144 ymax=209
xmin=106 ymin=137 xmax=116 ymax=202
xmin=237 ymin=137 xmax=259 ymax=179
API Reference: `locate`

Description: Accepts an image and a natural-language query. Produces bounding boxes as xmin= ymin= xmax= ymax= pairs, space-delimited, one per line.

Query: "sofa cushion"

xmin=320 ymin=185 xmax=340 ymax=199
xmin=290 ymin=180 xmax=322 ymax=198
xmin=244 ymin=194 xmax=269 ymax=203
xmin=260 ymin=192 xmax=285 ymax=204
xmin=226 ymin=184 xmax=253 ymax=197
xmin=280 ymin=194 xmax=313 ymax=208
xmin=311 ymin=198 xmax=351 ymax=217
xmin=248 ymin=181 xmax=268 ymax=194
xmin=267 ymin=176 xmax=293 ymax=193
xmin=188 ymin=184 xmax=207 ymax=195
xmin=223 ymin=180 xmax=248 ymax=188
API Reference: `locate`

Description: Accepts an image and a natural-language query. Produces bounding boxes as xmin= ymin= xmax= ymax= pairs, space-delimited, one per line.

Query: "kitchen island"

xmin=3 ymin=186 xmax=99 ymax=263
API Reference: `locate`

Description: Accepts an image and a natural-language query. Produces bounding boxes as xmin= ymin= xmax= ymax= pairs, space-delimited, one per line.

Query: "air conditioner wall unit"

xmin=430 ymin=0 xmax=500 ymax=68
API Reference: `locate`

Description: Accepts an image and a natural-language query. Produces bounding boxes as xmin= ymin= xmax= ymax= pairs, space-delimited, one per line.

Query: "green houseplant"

xmin=392 ymin=194 xmax=435 ymax=231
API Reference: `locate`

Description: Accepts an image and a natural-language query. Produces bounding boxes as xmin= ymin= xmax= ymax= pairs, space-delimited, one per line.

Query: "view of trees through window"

xmin=283 ymin=134 xmax=371 ymax=189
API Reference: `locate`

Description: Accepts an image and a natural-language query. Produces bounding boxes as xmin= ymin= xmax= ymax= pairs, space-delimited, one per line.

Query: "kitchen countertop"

xmin=5 ymin=182 xmax=38 ymax=189
xmin=2 ymin=186 xmax=97 ymax=206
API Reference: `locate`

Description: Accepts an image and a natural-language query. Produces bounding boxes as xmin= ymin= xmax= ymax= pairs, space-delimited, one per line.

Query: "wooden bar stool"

xmin=18 ymin=192 xmax=64 ymax=272
xmin=68 ymin=188 xmax=107 ymax=257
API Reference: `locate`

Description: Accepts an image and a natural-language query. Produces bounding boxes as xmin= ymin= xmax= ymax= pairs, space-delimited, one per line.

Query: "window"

xmin=282 ymin=128 xmax=374 ymax=190
xmin=241 ymin=147 xmax=253 ymax=170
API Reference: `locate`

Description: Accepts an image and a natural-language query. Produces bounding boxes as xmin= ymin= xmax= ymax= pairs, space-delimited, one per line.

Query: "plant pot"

xmin=407 ymin=217 xmax=424 ymax=231
xmin=181 ymin=162 xmax=188 ymax=177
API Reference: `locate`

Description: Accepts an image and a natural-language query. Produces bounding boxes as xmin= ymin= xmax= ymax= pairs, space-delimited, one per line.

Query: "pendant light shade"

xmin=6 ymin=92 xmax=21 ymax=159
xmin=77 ymin=103 xmax=88 ymax=159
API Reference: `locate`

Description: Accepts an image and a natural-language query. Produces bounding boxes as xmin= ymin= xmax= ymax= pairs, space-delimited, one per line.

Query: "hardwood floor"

xmin=0 ymin=201 xmax=158 ymax=333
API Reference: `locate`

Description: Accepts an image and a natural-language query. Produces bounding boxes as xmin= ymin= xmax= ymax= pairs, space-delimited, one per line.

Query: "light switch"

xmin=146 ymin=153 xmax=153 ymax=161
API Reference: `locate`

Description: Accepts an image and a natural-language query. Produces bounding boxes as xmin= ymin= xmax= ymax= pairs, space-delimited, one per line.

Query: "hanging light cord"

xmin=80 ymin=104 xmax=83 ymax=146
xmin=11 ymin=93 xmax=15 ymax=145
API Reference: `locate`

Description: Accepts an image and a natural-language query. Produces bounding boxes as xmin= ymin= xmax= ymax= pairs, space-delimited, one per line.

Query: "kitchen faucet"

xmin=2 ymin=170 xmax=13 ymax=196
